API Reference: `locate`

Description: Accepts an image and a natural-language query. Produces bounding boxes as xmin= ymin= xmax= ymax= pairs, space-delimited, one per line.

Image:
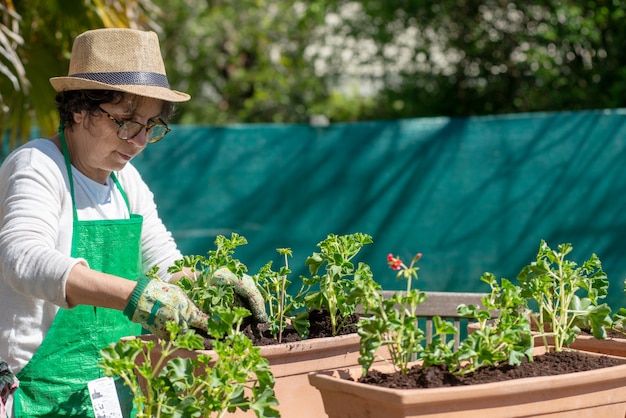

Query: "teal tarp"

xmin=132 ymin=109 xmax=626 ymax=309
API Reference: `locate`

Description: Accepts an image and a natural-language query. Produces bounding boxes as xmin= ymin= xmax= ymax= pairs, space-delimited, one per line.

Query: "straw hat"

xmin=50 ymin=28 xmax=190 ymax=102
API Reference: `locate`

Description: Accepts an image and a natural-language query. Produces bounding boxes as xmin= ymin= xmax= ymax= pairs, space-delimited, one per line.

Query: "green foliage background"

xmin=155 ymin=0 xmax=626 ymax=124
xmin=2 ymin=0 xmax=626 ymax=151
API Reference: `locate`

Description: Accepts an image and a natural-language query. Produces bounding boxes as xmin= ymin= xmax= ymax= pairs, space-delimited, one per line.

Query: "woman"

xmin=0 ymin=28 xmax=265 ymax=417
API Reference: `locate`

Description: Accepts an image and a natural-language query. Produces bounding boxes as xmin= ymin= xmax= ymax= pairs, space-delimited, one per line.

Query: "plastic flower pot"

xmin=307 ymin=346 xmax=626 ymax=418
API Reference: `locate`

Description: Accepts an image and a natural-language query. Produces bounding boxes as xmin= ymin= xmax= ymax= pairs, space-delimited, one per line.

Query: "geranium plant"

xmin=255 ymin=232 xmax=382 ymax=340
xmin=358 ymin=252 xmax=534 ymax=377
xmin=357 ymin=253 xmax=427 ymax=375
xmin=450 ymin=272 xmax=533 ymax=374
xmin=254 ymin=248 xmax=310 ymax=342
xmin=358 ymin=240 xmax=614 ymax=381
xmin=169 ymin=233 xmax=249 ymax=315
xmin=516 ymin=240 xmax=612 ymax=351
xmin=165 ymin=232 xmax=382 ymax=341
xmin=99 ymin=307 xmax=279 ymax=418
xmin=301 ymin=232 xmax=381 ymax=337
xmin=609 ymin=284 xmax=626 ymax=337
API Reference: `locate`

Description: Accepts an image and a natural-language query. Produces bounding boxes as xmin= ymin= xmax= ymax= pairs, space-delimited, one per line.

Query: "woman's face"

xmin=67 ymin=94 xmax=164 ymax=184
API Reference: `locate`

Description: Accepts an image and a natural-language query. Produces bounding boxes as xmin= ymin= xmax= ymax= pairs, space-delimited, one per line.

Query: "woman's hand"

xmin=211 ymin=267 xmax=268 ymax=323
xmin=123 ymin=277 xmax=209 ymax=339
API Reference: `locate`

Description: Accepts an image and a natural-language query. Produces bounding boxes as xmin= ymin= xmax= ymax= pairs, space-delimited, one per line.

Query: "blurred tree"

xmin=308 ymin=0 xmax=626 ymax=118
xmin=3 ymin=1 xmax=626 ymax=151
xmin=156 ymin=0 xmax=333 ymax=125
xmin=155 ymin=0 xmax=626 ymax=124
xmin=0 ymin=0 xmax=160 ymax=154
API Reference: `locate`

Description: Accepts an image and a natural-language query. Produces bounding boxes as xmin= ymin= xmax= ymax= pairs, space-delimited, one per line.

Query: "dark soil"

xmin=607 ymin=328 xmax=625 ymax=338
xmin=199 ymin=311 xmax=626 ymax=389
xmin=198 ymin=309 xmax=360 ymax=349
xmin=357 ymin=350 xmax=624 ymax=389
xmin=360 ymin=327 xmax=626 ymax=389
xmin=241 ymin=309 xmax=360 ymax=346
xmin=582 ymin=327 xmax=626 ymax=339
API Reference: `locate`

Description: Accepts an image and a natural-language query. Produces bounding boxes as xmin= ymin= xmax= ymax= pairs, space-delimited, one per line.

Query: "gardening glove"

xmin=0 ymin=358 xmax=18 ymax=418
xmin=211 ymin=267 xmax=268 ymax=323
xmin=123 ymin=277 xmax=209 ymax=339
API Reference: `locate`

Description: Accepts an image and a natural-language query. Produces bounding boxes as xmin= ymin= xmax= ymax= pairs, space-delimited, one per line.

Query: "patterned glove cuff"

xmin=123 ymin=277 xmax=152 ymax=319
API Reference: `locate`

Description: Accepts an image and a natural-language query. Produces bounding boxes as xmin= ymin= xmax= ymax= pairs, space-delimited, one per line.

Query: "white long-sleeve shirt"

xmin=0 ymin=139 xmax=183 ymax=373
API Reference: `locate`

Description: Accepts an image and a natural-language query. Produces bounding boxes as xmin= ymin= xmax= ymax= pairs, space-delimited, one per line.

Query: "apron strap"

xmin=110 ymin=173 xmax=131 ymax=212
xmin=59 ymin=126 xmax=80 ymax=221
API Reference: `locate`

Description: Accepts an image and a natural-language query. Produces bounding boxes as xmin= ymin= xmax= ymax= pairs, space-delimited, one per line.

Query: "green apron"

xmin=13 ymin=132 xmax=143 ymax=417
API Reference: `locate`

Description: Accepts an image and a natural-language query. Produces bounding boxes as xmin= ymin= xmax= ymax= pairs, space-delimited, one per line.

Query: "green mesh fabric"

xmin=131 ymin=109 xmax=626 ymax=310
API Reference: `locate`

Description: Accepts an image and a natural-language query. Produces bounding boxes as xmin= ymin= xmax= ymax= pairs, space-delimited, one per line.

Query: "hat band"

xmin=70 ymin=71 xmax=171 ymax=88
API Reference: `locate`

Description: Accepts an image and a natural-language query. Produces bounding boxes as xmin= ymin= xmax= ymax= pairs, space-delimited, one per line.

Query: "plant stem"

xmin=278 ymin=252 xmax=289 ymax=344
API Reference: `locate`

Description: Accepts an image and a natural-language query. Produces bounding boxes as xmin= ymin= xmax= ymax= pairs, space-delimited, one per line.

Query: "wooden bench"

xmin=378 ymin=290 xmax=491 ymax=350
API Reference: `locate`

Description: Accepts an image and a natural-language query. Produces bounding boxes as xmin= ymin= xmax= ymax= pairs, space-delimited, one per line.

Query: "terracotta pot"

xmin=565 ymin=334 xmax=626 ymax=357
xmin=240 ymin=333 xmax=382 ymax=418
xmin=131 ymin=333 xmax=388 ymax=418
xmin=467 ymin=322 xmax=626 ymax=358
xmin=307 ymin=346 xmax=626 ymax=418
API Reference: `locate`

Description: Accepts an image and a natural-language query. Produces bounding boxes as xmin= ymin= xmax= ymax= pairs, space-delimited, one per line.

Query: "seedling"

xmin=99 ymin=307 xmax=279 ymax=417
xmin=517 ymin=240 xmax=611 ymax=352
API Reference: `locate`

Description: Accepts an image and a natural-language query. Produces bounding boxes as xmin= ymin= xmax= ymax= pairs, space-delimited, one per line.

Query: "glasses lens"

xmin=116 ymin=119 xmax=169 ymax=143
xmin=118 ymin=122 xmax=143 ymax=140
xmin=148 ymin=124 xmax=169 ymax=143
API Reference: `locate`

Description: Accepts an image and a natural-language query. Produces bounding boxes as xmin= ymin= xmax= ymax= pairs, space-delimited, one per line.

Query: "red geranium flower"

xmin=387 ymin=253 xmax=403 ymax=270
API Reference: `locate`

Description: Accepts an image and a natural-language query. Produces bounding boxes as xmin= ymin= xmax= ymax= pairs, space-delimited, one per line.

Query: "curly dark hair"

xmin=55 ymin=90 xmax=175 ymax=128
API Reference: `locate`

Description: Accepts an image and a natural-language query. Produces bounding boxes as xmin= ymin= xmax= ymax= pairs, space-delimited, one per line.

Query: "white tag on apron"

xmin=88 ymin=376 xmax=123 ymax=418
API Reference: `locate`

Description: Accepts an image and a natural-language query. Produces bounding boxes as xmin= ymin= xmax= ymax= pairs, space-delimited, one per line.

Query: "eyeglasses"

xmin=97 ymin=106 xmax=171 ymax=143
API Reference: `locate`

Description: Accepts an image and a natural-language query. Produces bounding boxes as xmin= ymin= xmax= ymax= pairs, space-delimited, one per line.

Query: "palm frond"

xmin=1 ymin=0 xmax=161 ymax=158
